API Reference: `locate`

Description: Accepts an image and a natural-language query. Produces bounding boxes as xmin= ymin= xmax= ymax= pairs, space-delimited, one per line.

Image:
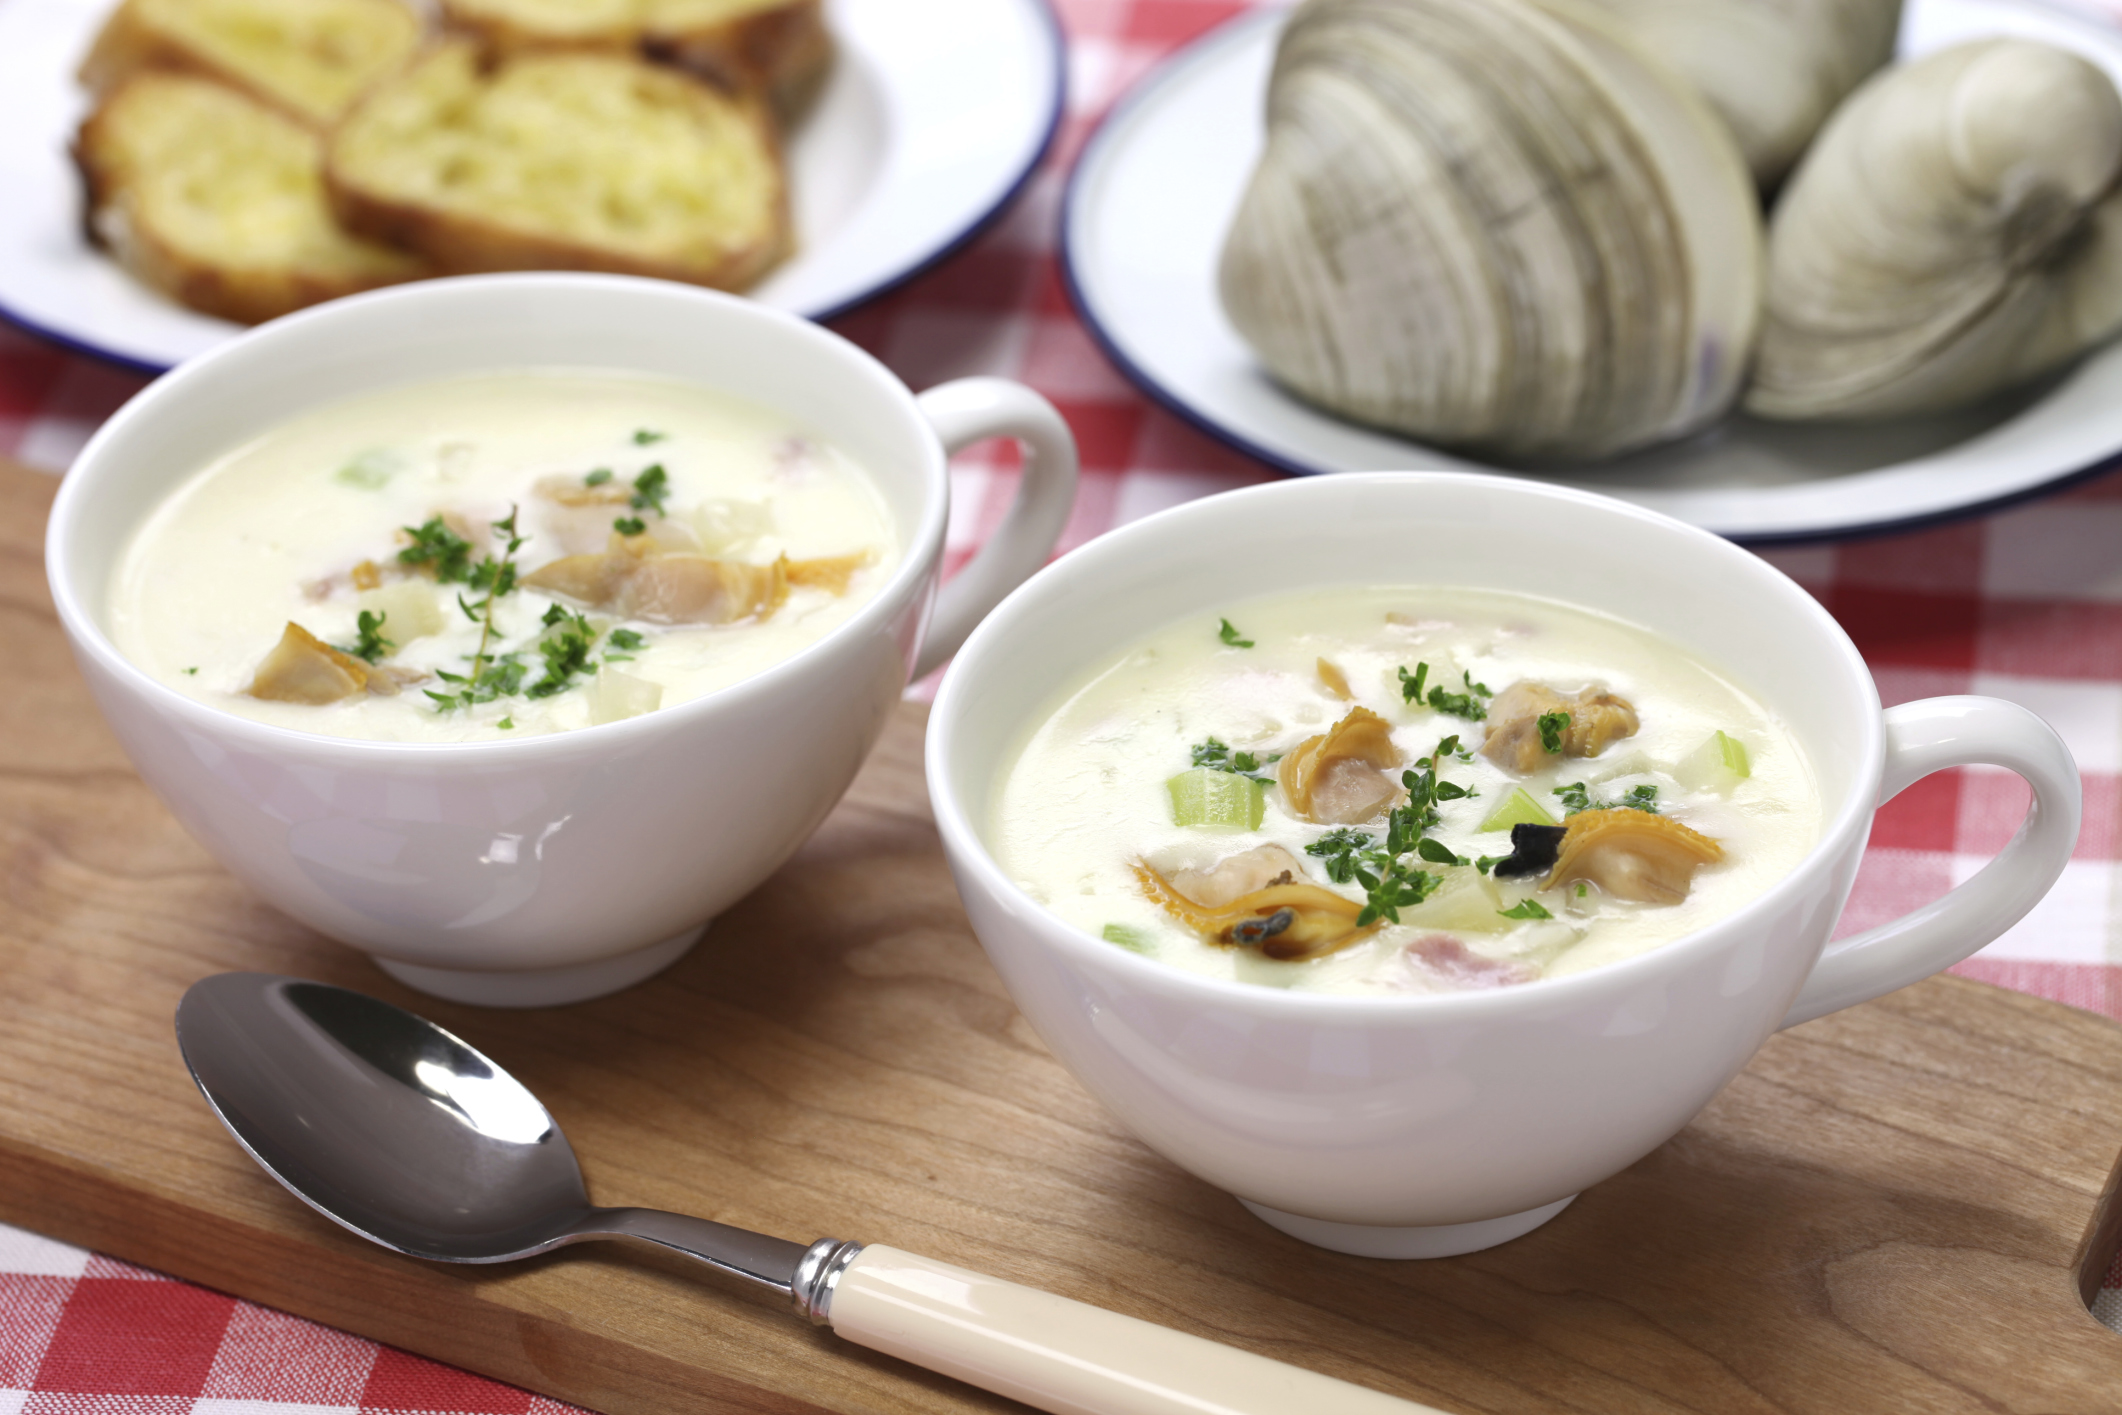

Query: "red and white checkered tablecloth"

xmin=10 ymin=0 xmax=2122 ymax=1405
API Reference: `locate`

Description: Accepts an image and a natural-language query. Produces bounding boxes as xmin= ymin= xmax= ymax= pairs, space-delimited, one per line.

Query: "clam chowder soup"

xmin=110 ymin=371 xmax=897 ymax=741
xmin=993 ymin=589 xmax=1822 ymax=994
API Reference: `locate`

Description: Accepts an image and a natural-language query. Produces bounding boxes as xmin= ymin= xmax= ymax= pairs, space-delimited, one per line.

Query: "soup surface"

xmin=993 ymin=587 xmax=1822 ymax=994
xmin=110 ymin=370 xmax=899 ymax=742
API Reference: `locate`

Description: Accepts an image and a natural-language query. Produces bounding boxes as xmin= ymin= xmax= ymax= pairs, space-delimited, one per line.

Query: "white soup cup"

xmin=48 ymin=274 xmax=1078 ymax=1007
xmin=926 ymin=473 xmax=2079 ymax=1258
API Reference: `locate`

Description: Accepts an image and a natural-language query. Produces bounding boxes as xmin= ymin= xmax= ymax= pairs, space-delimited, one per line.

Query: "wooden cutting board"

xmin=5 ymin=456 xmax=2122 ymax=1414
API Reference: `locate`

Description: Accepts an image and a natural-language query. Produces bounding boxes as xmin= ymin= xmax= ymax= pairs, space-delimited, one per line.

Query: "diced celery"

xmin=1478 ymin=785 xmax=1558 ymax=832
xmin=1676 ymin=731 xmax=1751 ymax=792
xmin=1102 ymin=923 xmax=1154 ymax=953
xmin=333 ymin=447 xmax=404 ymax=489
xmin=1166 ymin=768 xmax=1266 ymax=831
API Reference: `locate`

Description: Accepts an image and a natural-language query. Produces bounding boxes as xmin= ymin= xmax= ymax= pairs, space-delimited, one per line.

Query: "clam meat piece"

xmin=1315 ymin=657 xmax=1353 ymax=700
xmin=1217 ymin=0 xmax=1763 ymax=459
xmin=1576 ymin=0 xmax=1903 ymax=187
xmin=532 ymin=473 xmax=631 ymax=508
xmin=524 ymin=546 xmax=791 ymax=625
xmin=362 ymin=664 xmax=428 ymax=698
xmin=1168 ymin=843 xmax=1310 ymax=908
xmin=1481 ymin=682 xmax=1639 ymax=774
xmin=1544 ymin=808 xmax=1723 ymax=904
xmin=245 ymin=622 xmax=368 ymax=704
xmin=1133 ymin=860 xmax=1373 ymax=962
xmin=1278 ymin=705 xmax=1402 ymax=824
xmin=1748 ymin=38 xmax=2122 ymax=422
xmin=785 ymin=551 xmax=870 ymax=595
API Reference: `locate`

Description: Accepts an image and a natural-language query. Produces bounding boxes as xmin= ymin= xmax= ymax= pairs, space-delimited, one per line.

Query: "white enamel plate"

xmin=1062 ymin=0 xmax=2122 ymax=542
xmin=0 ymin=0 xmax=1063 ymax=374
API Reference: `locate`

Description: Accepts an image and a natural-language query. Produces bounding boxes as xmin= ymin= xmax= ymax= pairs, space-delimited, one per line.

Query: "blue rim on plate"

xmin=1059 ymin=1 xmax=2122 ymax=546
xmin=0 ymin=0 xmax=1067 ymax=376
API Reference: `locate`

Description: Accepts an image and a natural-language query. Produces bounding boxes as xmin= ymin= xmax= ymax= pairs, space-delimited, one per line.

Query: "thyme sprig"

xmin=1302 ymin=734 xmax=1483 ymax=925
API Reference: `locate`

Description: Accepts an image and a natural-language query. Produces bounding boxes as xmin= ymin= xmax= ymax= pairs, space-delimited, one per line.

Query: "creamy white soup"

xmin=110 ymin=371 xmax=899 ymax=742
xmin=993 ymin=587 xmax=1822 ymax=994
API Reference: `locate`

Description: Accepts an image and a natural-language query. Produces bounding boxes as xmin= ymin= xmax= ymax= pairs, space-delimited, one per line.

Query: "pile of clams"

xmin=1219 ymin=0 xmax=2122 ymax=459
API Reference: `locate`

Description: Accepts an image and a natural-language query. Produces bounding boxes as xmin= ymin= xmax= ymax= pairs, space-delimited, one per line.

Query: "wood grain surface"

xmin=5 ymin=458 xmax=2122 ymax=1413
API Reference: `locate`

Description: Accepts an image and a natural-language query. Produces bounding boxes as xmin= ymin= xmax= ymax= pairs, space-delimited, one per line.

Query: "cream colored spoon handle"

xmin=824 ymin=1244 xmax=1445 ymax=1415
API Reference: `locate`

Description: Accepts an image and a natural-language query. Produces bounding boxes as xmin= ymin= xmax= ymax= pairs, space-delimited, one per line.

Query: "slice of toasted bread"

xmin=439 ymin=0 xmax=830 ymax=112
xmin=79 ymin=0 xmax=424 ymax=128
xmin=326 ymin=41 xmax=791 ymax=290
xmin=75 ymin=72 xmax=428 ymax=324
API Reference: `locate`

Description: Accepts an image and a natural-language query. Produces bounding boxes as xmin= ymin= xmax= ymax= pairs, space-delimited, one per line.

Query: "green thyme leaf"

xmin=398 ymin=516 xmax=474 ymax=583
xmin=1498 ymin=899 xmax=1554 ymax=920
xmin=630 ymin=464 xmax=671 ymax=515
xmin=1554 ymin=782 xmax=1660 ymax=816
xmin=339 ymin=609 xmax=393 ymax=664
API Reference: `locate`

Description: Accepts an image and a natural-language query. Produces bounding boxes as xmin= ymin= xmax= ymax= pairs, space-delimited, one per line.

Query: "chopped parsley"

xmin=1555 ymin=781 xmax=1660 ymax=816
xmin=632 ymin=429 xmax=667 ymax=445
xmin=1577 ymin=883 xmax=1590 ymax=898
xmin=498 ymin=717 xmax=515 ymax=730
xmin=182 ymin=667 xmax=198 ymax=676
xmin=584 ymin=468 xmax=614 ymax=487
xmin=605 ymin=627 xmax=647 ymax=661
xmin=398 ymin=516 xmax=475 ymax=583
xmin=613 ymin=516 xmax=647 ymax=537
xmin=1305 ymin=828 xmax=1376 ymax=883
xmin=1190 ymin=737 xmax=1278 ymax=781
xmin=1400 ymin=662 xmax=1492 ymax=720
xmin=1498 ymin=898 xmax=1554 ymax=921
xmin=340 ymin=609 xmax=393 ymax=664
xmin=526 ymin=609 xmax=598 ymax=698
xmin=630 ymin=464 xmax=671 ymax=515
xmin=1217 ymin=618 xmax=1254 ymax=649
xmin=1537 ymin=711 xmax=1571 ymax=755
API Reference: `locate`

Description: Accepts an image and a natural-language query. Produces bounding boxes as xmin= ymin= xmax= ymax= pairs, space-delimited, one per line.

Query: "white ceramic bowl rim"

xmin=929 ymin=471 xmax=1887 ymax=1017
xmin=45 ymin=273 xmax=952 ymax=768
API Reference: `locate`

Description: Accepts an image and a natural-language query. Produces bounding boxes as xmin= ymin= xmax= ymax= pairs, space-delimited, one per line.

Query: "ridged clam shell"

xmin=1217 ymin=0 xmax=1763 ymax=460
xmin=1577 ymin=0 xmax=1903 ymax=187
xmin=1748 ymin=38 xmax=2122 ymax=422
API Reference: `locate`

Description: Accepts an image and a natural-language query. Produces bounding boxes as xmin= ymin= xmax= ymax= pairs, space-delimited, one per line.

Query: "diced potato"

xmin=1397 ymin=869 xmax=1510 ymax=933
xmin=587 ymin=666 xmax=663 ymax=725
xmin=356 ymin=578 xmax=445 ymax=641
xmin=693 ymin=498 xmax=774 ymax=554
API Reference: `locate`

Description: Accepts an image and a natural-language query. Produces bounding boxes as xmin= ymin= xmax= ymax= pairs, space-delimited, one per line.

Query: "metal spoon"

xmin=176 ymin=973 xmax=1437 ymax=1415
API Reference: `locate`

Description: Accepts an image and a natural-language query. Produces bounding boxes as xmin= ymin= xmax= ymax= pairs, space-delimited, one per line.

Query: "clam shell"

xmin=1576 ymin=0 xmax=1903 ymax=187
xmin=1217 ymin=0 xmax=1763 ymax=460
xmin=1748 ymin=38 xmax=2122 ymax=422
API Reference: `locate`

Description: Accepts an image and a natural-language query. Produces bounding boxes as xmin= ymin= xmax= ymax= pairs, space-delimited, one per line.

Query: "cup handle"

xmin=911 ymin=378 xmax=1079 ymax=681
xmin=1778 ymin=695 xmax=2082 ymax=1030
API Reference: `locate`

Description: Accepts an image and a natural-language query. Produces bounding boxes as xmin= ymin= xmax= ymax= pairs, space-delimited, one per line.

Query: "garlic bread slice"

xmin=440 ymin=0 xmax=831 ymax=111
xmin=75 ymin=73 xmax=428 ymax=325
xmin=78 ymin=0 xmax=424 ymax=128
xmin=325 ymin=42 xmax=791 ymax=290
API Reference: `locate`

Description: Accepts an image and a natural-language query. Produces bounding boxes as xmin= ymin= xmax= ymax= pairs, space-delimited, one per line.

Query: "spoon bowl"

xmin=178 ymin=975 xmax=596 ymax=1262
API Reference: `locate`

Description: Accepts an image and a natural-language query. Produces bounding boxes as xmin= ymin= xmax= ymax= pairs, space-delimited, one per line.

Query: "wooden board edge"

xmin=0 ymin=1135 xmax=839 ymax=1415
